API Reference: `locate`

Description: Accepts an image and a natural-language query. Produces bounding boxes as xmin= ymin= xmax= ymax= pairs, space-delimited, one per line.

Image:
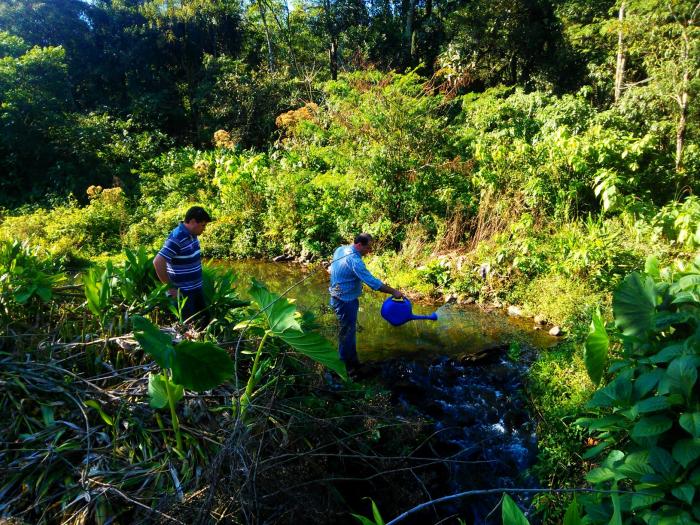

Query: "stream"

xmin=220 ymin=260 xmax=556 ymax=523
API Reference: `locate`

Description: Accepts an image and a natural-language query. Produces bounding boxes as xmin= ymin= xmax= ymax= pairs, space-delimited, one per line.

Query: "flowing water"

xmin=219 ymin=260 xmax=556 ymax=523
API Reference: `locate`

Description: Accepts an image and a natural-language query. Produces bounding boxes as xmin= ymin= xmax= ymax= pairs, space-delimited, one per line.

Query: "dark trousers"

xmin=180 ymin=288 xmax=209 ymax=328
xmin=330 ymin=297 xmax=360 ymax=366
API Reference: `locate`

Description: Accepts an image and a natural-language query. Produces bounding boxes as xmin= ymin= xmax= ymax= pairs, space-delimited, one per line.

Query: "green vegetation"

xmin=1 ymin=0 xmax=700 ymax=523
xmin=577 ymin=256 xmax=700 ymax=523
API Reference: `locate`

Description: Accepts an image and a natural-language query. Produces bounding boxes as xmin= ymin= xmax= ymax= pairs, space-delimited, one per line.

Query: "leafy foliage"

xmin=578 ymin=255 xmax=700 ymax=523
xmin=0 ymin=240 xmax=65 ymax=322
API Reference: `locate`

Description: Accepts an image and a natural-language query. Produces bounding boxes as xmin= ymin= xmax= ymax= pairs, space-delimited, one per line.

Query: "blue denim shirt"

xmin=329 ymin=245 xmax=383 ymax=302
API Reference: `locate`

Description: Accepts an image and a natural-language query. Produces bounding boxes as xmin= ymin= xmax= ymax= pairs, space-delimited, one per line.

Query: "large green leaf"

xmin=672 ymin=439 xmax=700 ymax=468
xmin=671 ymin=484 xmax=695 ymax=505
xmin=671 ymin=274 xmax=700 ymax=293
xmin=648 ymin=446 xmax=679 ymax=477
xmin=584 ymin=309 xmax=609 ymax=385
xmin=665 ymin=355 xmax=698 ymax=399
xmin=279 ymin=328 xmax=348 ymax=381
xmin=563 ymin=497 xmax=582 ymax=525
xmin=148 ymin=373 xmax=184 ymax=409
xmin=612 ymin=273 xmax=657 ymax=337
xmin=680 ymin=412 xmax=700 ymax=438
xmin=630 ymin=490 xmax=664 ymax=510
xmin=650 ymin=344 xmax=686 ymax=365
xmin=84 ymin=268 xmax=102 ymax=317
xmin=501 ymin=494 xmax=529 ymax=525
xmin=610 ymin=484 xmax=622 ymax=525
xmin=132 ymin=316 xmax=175 ymax=368
xmin=586 ymin=467 xmax=615 ymax=484
xmin=616 ymin=452 xmax=653 ymax=480
xmin=634 ymin=396 xmax=670 ymax=414
xmin=248 ymin=279 xmax=300 ymax=334
xmin=634 ymin=369 xmax=665 ymax=397
xmin=631 ymin=416 xmax=672 ymax=439
xmin=644 ymin=255 xmax=660 ymax=280
xmin=170 ymin=341 xmax=234 ymax=392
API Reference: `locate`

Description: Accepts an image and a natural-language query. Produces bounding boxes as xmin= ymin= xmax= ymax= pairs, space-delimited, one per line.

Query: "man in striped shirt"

xmin=329 ymin=233 xmax=404 ymax=374
xmin=153 ymin=206 xmax=211 ymax=326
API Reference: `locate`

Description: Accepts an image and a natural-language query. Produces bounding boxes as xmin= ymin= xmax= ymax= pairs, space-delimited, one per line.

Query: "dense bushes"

xmin=0 ymin=70 xmax=697 ymax=329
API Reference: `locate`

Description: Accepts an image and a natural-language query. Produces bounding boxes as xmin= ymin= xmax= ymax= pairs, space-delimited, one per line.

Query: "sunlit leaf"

xmin=170 ymin=340 xmax=234 ymax=392
xmin=584 ymin=308 xmax=608 ymax=385
xmin=84 ymin=400 xmax=114 ymax=426
xmin=148 ymin=373 xmax=183 ymax=409
xmin=370 ymin=499 xmax=385 ymax=525
xmin=501 ymin=494 xmax=529 ymax=525
xmin=672 ymin=274 xmax=700 ymax=293
xmin=248 ymin=279 xmax=300 ymax=334
xmin=644 ymin=255 xmax=660 ymax=280
xmin=132 ymin=315 xmax=175 ymax=368
xmin=279 ymin=328 xmax=348 ymax=380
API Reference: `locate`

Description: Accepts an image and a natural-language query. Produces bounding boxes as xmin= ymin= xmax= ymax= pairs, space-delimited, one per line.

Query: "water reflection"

xmin=216 ymin=260 xmax=556 ymax=361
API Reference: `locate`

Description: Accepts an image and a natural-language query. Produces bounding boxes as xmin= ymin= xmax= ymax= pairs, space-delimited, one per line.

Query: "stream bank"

xmin=216 ymin=260 xmax=550 ymax=523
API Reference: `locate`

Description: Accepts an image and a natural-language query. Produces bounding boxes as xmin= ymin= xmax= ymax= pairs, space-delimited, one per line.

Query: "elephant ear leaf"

xmin=613 ymin=273 xmax=657 ymax=337
xmin=148 ymin=373 xmax=184 ymax=409
xmin=170 ymin=341 xmax=234 ymax=392
xmin=279 ymin=329 xmax=348 ymax=381
xmin=584 ymin=309 xmax=609 ymax=386
xmin=501 ymin=494 xmax=530 ymax=525
xmin=248 ymin=279 xmax=300 ymax=334
xmin=132 ymin=316 xmax=175 ymax=368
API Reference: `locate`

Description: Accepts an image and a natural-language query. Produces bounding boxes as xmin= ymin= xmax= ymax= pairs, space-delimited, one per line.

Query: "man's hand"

xmin=391 ymin=289 xmax=405 ymax=300
xmin=167 ymin=288 xmax=178 ymax=298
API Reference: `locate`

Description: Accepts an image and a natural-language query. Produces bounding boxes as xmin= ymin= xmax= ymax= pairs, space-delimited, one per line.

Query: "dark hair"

xmin=184 ymin=206 xmax=212 ymax=223
xmin=354 ymin=233 xmax=373 ymax=245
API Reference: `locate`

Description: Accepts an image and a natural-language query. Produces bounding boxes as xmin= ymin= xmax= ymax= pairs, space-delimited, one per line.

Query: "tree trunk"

xmin=403 ymin=0 xmax=416 ymax=66
xmin=676 ymin=73 xmax=689 ymax=171
xmin=329 ymin=37 xmax=338 ymax=80
xmin=614 ymin=2 xmax=626 ymax=102
xmin=256 ymin=0 xmax=275 ymax=72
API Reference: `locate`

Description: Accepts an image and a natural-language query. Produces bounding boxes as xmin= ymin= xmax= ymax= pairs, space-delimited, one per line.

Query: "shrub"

xmin=578 ymin=256 xmax=700 ymax=523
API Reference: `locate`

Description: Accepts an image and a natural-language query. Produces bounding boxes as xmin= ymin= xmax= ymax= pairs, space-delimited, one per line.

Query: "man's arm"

xmin=378 ymin=283 xmax=404 ymax=299
xmin=153 ymin=254 xmax=177 ymax=297
xmin=350 ymin=255 xmax=404 ymax=299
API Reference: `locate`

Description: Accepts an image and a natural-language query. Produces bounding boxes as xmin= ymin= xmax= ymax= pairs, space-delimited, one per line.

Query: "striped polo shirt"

xmin=158 ymin=222 xmax=203 ymax=291
xmin=329 ymin=245 xmax=384 ymax=302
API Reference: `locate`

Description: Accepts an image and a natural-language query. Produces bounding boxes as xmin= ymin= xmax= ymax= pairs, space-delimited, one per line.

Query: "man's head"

xmin=183 ymin=206 xmax=211 ymax=236
xmin=353 ymin=232 xmax=373 ymax=256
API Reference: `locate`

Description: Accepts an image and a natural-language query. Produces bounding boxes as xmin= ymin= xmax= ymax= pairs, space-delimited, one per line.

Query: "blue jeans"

xmin=180 ymin=288 xmax=209 ymax=328
xmin=330 ymin=297 xmax=360 ymax=366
